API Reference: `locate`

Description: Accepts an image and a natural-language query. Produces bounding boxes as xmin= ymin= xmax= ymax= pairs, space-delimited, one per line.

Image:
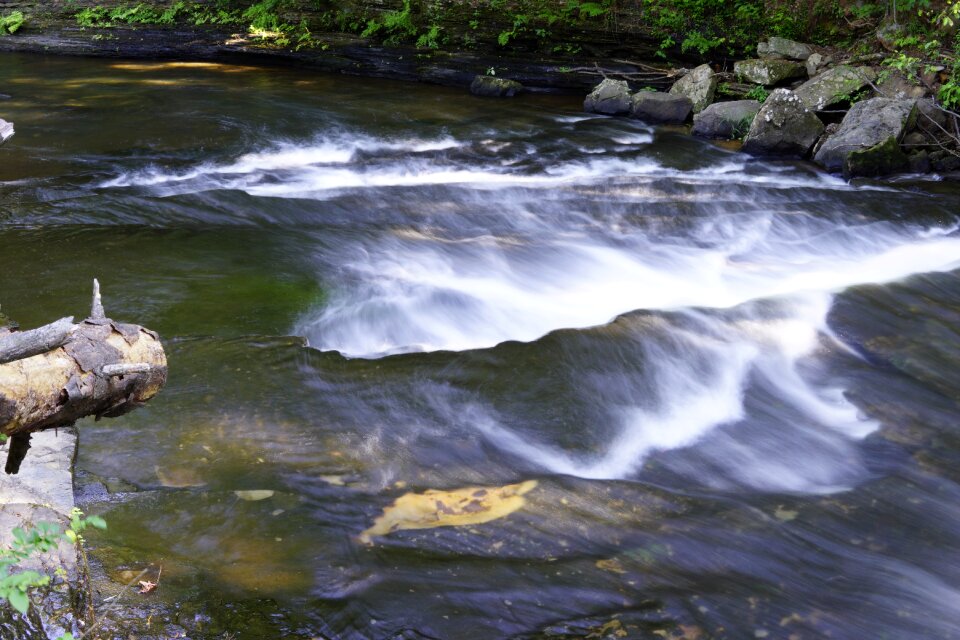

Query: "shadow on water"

xmin=2 ymin=53 xmax=960 ymax=639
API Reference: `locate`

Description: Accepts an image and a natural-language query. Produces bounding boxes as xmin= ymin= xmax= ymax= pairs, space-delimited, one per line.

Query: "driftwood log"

xmin=0 ymin=280 xmax=167 ymax=474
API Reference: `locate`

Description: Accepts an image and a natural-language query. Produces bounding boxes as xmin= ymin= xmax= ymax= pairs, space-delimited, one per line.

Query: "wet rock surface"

xmin=470 ymin=75 xmax=523 ymax=97
xmin=630 ymin=91 xmax=693 ymax=124
xmin=584 ymin=78 xmax=632 ymax=115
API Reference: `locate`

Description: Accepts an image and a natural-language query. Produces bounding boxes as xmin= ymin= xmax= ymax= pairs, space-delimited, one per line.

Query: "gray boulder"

xmin=877 ymin=70 xmax=927 ymax=100
xmin=0 ymin=118 xmax=12 ymax=145
xmin=735 ymin=58 xmax=807 ymax=86
xmin=805 ymin=52 xmax=831 ymax=77
xmin=794 ymin=65 xmax=877 ymax=111
xmin=630 ymin=91 xmax=693 ymax=123
xmin=669 ymin=64 xmax=717 ymax=113
xmin=470 ymin=75 xmax=524 ymax=97
xmin=814 ymin=97 xmax=917 ymax=173
xmin=742 ymin=89 xmax=825 ymax=157
xmin=584 ymin=78 xmax=632 ymax=115
xmin=757 ymin=37 xmax=813 ymax=61
xmin=692 ymin=100 xmax=762 ymax=139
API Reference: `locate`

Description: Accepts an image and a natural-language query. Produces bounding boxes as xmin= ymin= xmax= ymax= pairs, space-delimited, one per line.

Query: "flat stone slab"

xmin=794 ymin=65 xmax=877 ymax=111
xmin=735 ymin=59 xmax=806 ymax=86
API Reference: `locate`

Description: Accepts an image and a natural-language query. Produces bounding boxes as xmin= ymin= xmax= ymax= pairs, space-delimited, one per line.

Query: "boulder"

xmin=584 ymin=78 xmax=632 ymax=115
xmin=844 ymin=136 xmax=909 ymax=178
xmin=630 ymin=91 xmax=692 ymax=123
xmin=0 ymin=118 xmax=12 ymax=145
xmin=735 ymin=58 xmax=807 ymax=86
xmin=669 ymin=64 xmax=717 ymax=113
xmin=930 ymin=150 xmax=960 ymax=172
xmin=805 ymin=52 xmax=831 ymax=77
xmin=913 ymin=97 xmax=949 ymax=134
xmin=813 ymin=97 xmax=917 ymax=173
xmin=907 ymin=149 xmax=931 ymax=173
xmin=692 ymin=100 xmax=762 ymax=139
xmin=741 ymin=88 xmax=825 ymax=157
xmin=470 ymin=75 xmax=523 ymax=97
xmin=794 ymin=65 xmax=877 ymax=111
xmin=878 ymin=70 xmax=927 ymax=100
xmin=757 ymin=36 xmax=813 ymax=61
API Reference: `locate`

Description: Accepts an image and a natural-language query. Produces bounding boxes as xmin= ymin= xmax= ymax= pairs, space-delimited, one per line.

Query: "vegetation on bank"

xmin=1 ymin=1 xmax=958 ymax=118
xmin=0 ymin=509 xmax=106 ymax=640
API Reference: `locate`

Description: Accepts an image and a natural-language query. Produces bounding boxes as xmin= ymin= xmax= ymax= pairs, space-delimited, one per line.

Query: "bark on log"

xmin=0 ymin=281 xmax=167 ymax=473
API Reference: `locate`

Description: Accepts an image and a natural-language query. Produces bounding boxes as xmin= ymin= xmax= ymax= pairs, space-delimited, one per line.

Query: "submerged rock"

xmin=0 ymin=118 xmax=12 ymax=145
xmin=735 ymin=58 xmax=806 ymax=85
xmin=757 ymin=36 xmax=813 ymax=61
xmin=630 ymin=91 xmax=692 ymax=123
xmin=470 ymin=75 xmax=523 ymax=97
xmin=742 ymin=88 xmax=824 ymax=157
xmin=692 ymin=100 xmax=761 ymax=139
xmin=794 ymin=65 xmax=877 ymax=111
xmin=814 ymin=97 xmax=917 ymax=174
xmin=584 ymin=78 xmax=632 ymax=115
xmin=669 ymin=63 xmax=716 ymax=113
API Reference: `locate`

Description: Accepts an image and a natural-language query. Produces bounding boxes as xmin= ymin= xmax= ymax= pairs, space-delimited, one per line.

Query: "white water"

xmin=102 ymin=129 xmax=960 ymax=489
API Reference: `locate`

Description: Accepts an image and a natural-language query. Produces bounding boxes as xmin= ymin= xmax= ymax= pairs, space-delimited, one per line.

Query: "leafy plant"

xmin=0 ymin=509 xmax=106 ymax=640
xmin=745 ymin=84 xmax=770 ymax=102
xmin=0 ymin=10 xmax=25 ymax=35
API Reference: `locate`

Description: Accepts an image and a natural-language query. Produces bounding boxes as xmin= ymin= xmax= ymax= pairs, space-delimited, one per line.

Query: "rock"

xmin=692 ymin=100 xmax=762 ymax=139
xmin=814 ymin=97 xmax=917 ymax=172
xmin=742 ymin=88 xmax=825 ymax=157
xmin=902 ymin=131 xmax=929 ymax=148
xmin=914 ymin=97 xmax=948 ymax=133
xmin=470 ymin=75 xmax=523 ymax=97
xmin=878 ymin=70 xmax=927 ymax=100
xmin=805 ymin=52 xmax=831 ymax=77
xmin=757 ymin=36 xmax=813 ymax=61
xmin=794 ymin=65 xmax=877 ymax=111
xmin=584 ymin=78 xmax=632 ymax=115
xmin=930 ymin=150 xmax=960 ymax=172
xmin=908 ymin=149 xmax=931 ymax=173
xmin=844 ymin=136 xmax=909 ymax=178
xmin=669 ymin=64 xmax=717 ymax=113
xmin=0 ymin=118 xmax=12 ymax=145
xmin=630 ymin=91 xmax=692 ymax=123
xmin=735 ymin=58 xmax=807 ymax=86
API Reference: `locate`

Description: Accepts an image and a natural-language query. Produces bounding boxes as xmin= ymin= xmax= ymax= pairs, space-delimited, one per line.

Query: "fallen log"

xmin=0 ymin=280 xmax=167 ymax=473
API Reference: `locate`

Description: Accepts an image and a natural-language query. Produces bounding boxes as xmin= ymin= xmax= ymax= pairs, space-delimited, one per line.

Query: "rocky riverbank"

xmin=582 ymin=36 xmax=960 ymax=178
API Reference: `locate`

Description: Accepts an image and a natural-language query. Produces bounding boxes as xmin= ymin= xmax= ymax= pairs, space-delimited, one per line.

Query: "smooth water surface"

xmin=2 ymin=53 xmax=960 ymax=639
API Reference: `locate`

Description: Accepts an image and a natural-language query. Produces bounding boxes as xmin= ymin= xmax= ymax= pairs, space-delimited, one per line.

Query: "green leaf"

xmin=8 ymin=588 xmax=29 ymax=614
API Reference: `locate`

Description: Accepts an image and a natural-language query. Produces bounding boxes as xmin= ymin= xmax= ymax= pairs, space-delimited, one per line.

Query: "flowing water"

xmin=2 ymin=53 xmax=960 ymax=639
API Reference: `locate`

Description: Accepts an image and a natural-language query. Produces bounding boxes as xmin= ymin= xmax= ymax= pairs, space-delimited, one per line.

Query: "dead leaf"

xmin=234 ymin=490 xmax=275 ymax=501
xmin=359 ymin=480 xmax=538 ymax=544
xmin=138 ymin=580 xmax=157 ymax=594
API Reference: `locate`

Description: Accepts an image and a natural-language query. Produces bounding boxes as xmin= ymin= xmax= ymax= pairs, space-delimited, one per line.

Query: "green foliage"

xmin=0 ymin=10 xmax=25 ymax=35
xmin=0 ymin=508 xmax=105 ymax=633
xmin=416 ymin=24 xmax=442 ymax=49
xmin=75 ymin=2 xmax=243 ymax=28
xmin=745 ymin=84 xmax=770 ymax=102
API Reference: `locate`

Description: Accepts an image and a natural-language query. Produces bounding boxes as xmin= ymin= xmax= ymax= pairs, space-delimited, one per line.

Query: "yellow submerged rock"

xmin=359 ymin=480 xmax=538 ymax=545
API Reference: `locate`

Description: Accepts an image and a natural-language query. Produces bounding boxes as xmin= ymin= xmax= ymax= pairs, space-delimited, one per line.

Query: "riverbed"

xmin=2 ymin=53 xmax=960 ymax=639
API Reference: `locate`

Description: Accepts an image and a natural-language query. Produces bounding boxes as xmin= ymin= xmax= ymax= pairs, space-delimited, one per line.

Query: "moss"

xmin=844 ymin=136 xmax=910 ymax=178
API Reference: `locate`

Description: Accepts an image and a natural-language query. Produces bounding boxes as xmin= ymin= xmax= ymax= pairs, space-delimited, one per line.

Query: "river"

xmin=2 ymin=53 xmax=960 ymax=639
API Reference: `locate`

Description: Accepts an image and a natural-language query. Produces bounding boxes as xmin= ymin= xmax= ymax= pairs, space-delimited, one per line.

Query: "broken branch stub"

xmin=0 ymin=281 xmax=167 ymax=473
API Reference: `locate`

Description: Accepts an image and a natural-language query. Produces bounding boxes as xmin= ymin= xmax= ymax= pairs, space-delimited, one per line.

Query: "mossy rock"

xmin=844 ymin=135 xmax=909 ymax=178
